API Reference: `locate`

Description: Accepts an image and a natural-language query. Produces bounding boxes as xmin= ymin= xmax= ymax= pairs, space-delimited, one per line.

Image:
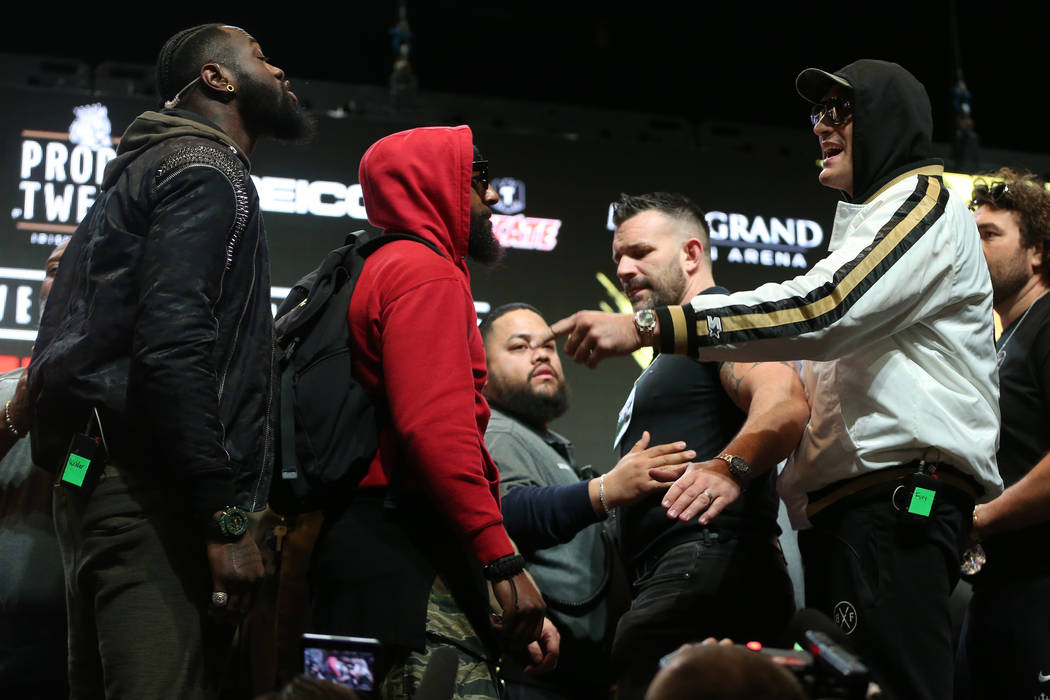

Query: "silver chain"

xmin=996 ymin=293 xmax=1047 ymax=368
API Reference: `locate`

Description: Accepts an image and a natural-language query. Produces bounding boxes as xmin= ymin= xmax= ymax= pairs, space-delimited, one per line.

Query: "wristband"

xmin=483 ymin=553 xmax=526 ymax=581
xmin=4 ymin=400 xmax=22 ymax=438
xmin=599 ymin=473 xmax=613 ymax=519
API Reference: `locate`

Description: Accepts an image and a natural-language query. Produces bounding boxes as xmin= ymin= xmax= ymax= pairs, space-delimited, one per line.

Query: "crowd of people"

xmin=1 ymin=21 xmax=1048 ymax=700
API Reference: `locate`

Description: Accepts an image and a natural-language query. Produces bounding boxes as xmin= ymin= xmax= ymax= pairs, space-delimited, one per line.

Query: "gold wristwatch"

xmin=715 ymin=453 xmax=752 ymax=487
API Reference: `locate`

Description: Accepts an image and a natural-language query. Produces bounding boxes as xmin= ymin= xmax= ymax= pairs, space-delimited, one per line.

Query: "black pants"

xmin=955 ymin=571 xmax=1050 ymax=699
xmin=310 ymin=492 xmax=497 ymax=670
xmin=799 ymin=482 xmax=971 ymax=700
xmin=53 ymin=464 xmax=232 ymax=700
xmin=611 ymin=531 xmax=795 ymax=700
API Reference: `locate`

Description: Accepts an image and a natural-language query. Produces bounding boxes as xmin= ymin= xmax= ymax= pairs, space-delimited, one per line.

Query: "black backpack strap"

xmin=357 ymin=232 xmax=444 ymax=260
xmin=279 ymin=345 xmax=299 ymax=480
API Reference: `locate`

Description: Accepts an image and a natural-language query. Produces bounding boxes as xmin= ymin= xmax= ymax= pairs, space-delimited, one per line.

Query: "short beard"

xmin=492 ymin=382 xmax=569 ymax=429
xmin=628 ymin=262 xmax=688 ymax=310
xmin=992 ymin=270 xmax=1029 ymax=308
xmin=468 ymin=210 xmax=504 ymax=265
xmin=988 ymin=242 xmax=1035 ymax=308
xmin=237 ymin=71 xmax=316 ymax=143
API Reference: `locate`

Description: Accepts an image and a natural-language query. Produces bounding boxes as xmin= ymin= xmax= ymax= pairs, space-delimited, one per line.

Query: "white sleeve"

xmin=655 ymin=174 xmax=968 ymax=362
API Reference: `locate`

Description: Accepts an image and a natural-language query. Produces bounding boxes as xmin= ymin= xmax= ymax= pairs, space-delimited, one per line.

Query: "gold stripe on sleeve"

xmin=719 ymin=176 xmax=941 ymax=334
xmin=668 ymin=305 xmax=688 ymax=355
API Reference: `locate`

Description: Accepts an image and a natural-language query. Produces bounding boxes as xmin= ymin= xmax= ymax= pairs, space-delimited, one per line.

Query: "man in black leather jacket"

xmin=27 ymin=23 xmax=312 ymax=698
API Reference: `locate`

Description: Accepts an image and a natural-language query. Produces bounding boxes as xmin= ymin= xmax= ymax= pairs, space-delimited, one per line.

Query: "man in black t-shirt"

xmin=957 ymin=168 xmax=1050 ymax=698
xmin=607 ymin=192 xmax=810 ymax=699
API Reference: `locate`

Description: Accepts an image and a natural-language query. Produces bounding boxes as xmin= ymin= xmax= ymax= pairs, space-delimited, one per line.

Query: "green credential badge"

xmin=61 ymin=453 xmax=92 ymax=487
xmin=907 ymin=486 xmax=936 ymax=517
xmin=60 ymin=433 xmax=103 ymax=488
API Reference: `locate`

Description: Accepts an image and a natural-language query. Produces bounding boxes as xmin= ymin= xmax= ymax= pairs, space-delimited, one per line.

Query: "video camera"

xmin=658 ymin=608 xmax=880 ymax=699
xmin=758 ymin=629 xmax=873 ymax=699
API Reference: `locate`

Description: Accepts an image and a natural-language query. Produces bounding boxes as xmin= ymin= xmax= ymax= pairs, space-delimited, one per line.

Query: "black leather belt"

xmin=629 ymin=525 xmax=779 ymax=581
xmin=806 ymin=461 xmax=981 ymax=520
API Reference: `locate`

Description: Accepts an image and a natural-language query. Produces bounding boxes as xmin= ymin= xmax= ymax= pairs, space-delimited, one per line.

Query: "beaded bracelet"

xmin=4 ymin=400 xmax=22 ymax=438
xmin=599 ymin=473 xmax=613 ymax=519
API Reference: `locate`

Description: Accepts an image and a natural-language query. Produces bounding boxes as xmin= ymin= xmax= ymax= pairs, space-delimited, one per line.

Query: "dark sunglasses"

xmin=968 ymin=181 xmax=1010 ymax=212
xmin=810 ymin=96 xmax=854 ymax=127
xmin=472 ymin=159 xmax=490 ymax=193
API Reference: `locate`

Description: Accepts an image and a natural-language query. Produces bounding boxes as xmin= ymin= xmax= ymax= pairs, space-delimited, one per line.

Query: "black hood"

xmin=799 ymin=59 xmax=941 ymax=203
xmin=101 ymin=109 xmax=249 ymax=189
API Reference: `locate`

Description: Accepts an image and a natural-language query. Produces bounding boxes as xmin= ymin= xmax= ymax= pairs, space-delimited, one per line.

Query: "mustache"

xmin=528 ymin=362 xmax=559 ymax=380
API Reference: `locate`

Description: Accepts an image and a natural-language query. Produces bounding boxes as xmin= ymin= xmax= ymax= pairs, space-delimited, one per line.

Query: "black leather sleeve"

xmin=128 ymin=153 xmax=244 ymax=521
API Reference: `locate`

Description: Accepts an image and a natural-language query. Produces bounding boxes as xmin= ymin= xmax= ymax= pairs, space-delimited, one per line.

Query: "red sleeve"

xmin=378 ymin=274 xmax=515 ymax=565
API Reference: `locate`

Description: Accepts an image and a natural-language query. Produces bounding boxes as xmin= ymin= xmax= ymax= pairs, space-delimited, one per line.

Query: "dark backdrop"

xmin=0 ymin=85 xmax=1023 ymax=468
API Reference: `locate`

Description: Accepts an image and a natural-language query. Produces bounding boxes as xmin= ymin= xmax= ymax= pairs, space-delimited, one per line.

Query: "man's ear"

xmin=1030 ymin=242 xmax=1045 ymax=277
xmin=200 ymin=62 xmax=234 ymax=98
xmin=682 ymin=238 xmax=704 ymax=274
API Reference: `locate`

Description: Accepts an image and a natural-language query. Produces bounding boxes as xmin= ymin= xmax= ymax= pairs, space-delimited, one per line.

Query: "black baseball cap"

xmin=796 ymin=67 xmax=853 ymax=104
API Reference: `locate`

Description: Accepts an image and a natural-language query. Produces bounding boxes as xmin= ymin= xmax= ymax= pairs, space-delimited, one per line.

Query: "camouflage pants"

xmin=382 ymin=578 xmax=501 ymax=700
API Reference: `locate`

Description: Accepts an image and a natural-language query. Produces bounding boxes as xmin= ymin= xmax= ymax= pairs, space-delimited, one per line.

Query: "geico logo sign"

xmin=491 ymin=178 xmax=526 ymax=215
xmin=252 ymin=176 xmax=367 ymax=219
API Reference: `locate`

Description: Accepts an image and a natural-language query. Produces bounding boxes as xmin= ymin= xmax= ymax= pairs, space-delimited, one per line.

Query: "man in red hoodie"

xmin=308 ymin=126 xmax=548 ymax=699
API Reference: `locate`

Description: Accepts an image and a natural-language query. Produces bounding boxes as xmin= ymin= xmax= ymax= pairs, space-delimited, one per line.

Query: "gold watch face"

xmin=719 ymin=453 xmax=750 ymax=480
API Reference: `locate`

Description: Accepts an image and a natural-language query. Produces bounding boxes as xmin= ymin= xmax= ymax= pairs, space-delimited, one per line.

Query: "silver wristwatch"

xmin=634 ymin=309 xmax=657 ymax=347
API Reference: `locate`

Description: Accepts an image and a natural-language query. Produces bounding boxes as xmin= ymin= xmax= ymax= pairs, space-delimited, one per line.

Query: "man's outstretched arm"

xmin=548 ymin=177 xmax=962 ymax=368
xmin=546 ymin=311 xmax=648 ymax=368
xmin=497 ymin=431 xmax=695 ymax=550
